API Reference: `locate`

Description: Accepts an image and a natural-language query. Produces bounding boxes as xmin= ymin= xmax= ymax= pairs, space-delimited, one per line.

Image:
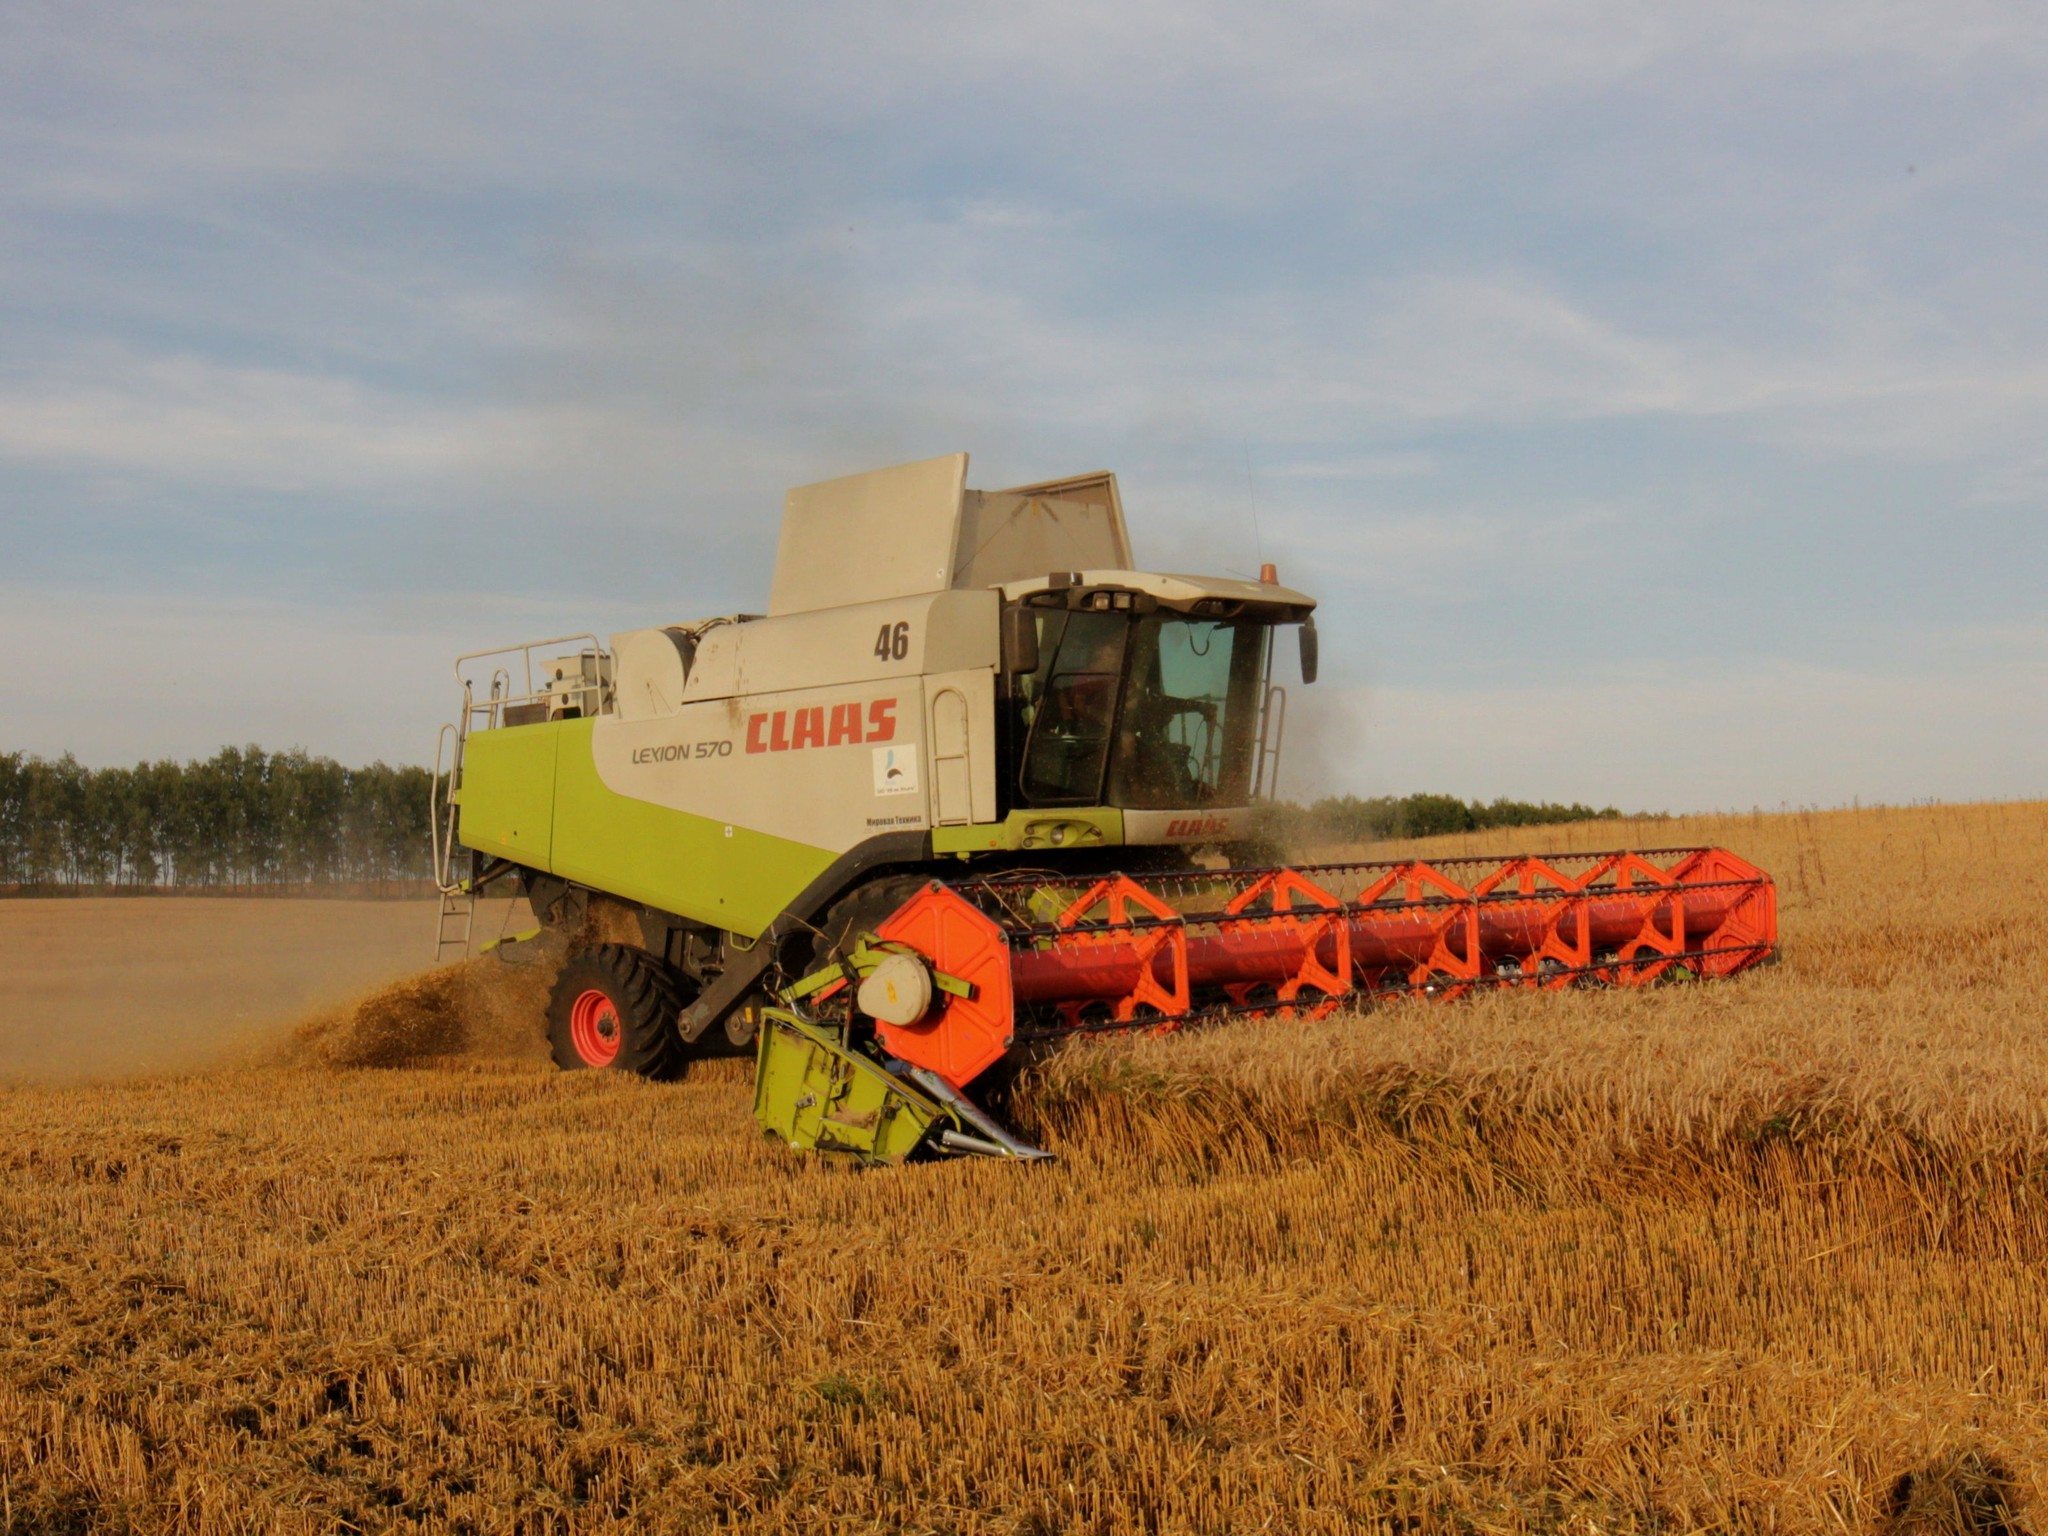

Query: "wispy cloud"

xmin=3 ymin=0 xmax=2045 ymax=803
xmin=0 ymin=351 xmax=515 ymax=491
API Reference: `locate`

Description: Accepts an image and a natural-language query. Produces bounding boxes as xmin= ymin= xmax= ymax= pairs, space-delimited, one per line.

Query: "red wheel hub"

xmin=568 ymin=988 xmax=623 ymax=1067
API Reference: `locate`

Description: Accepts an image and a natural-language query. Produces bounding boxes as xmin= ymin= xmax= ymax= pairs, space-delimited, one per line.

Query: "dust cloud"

xmin=288 ymin=939 xmax=561 ymax=1069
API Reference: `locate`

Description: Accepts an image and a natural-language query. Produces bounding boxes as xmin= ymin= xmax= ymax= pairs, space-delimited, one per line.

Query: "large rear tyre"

xmin=547 ymin=944 xmax=691 ymax=1079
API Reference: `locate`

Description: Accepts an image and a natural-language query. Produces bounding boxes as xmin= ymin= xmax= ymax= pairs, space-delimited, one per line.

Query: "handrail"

xmin=430 ymin=710 xmax=465 ymax=894
xmin=451 ymin=632 xmax=604 ymax=689
xmin=1252 ymin=681 xmax=1288 ymax=801
xmin=452 ymin=633 xmax=610 ymax=730
xmin=434 ymin=635 xmax=611 ymax=897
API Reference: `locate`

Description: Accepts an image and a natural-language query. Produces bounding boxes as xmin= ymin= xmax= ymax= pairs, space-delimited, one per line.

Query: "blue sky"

xmin=4 ymin=1 xmax=2044 ymax=809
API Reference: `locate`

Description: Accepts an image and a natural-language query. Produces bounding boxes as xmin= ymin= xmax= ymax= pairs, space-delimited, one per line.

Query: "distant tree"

xmin=270 ymin=748 xmax=343 ymax=883
xmin=0 ymin=746 xmax=437 ymax=891
xmin=133 ymin=759 xmax=185 ymax=885
xmin=1472 ymin=797 xmax=1618 ymax=831
xmin=1391 ymin=793 xmax=1476 ymax=839
xmin=0 ymin=752 xmax=23 ymax=883
xmin=39 ymin=758 xmax=89 ymax=884
xmin=75 ymin=765 xmax=126 ymax=885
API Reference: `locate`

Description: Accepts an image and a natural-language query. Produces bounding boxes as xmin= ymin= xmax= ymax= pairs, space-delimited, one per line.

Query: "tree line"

xmin=0 ymin=748 xmax=435 ymax=890
xmin=1254 ymin=791 xmax=1628 ymax=850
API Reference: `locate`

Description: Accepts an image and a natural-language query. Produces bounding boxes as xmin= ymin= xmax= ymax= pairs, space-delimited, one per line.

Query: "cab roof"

xmin=1000 ymin=569 xmax=1315 ymax=619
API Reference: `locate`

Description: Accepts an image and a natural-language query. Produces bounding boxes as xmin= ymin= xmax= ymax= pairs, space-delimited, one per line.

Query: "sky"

xmin=3 ymin=0 xmax=2045 ymax=811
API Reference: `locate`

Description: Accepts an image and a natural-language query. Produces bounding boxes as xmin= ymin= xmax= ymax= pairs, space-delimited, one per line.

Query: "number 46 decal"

xmin=873 ymin=621 xmax=910 ymax=662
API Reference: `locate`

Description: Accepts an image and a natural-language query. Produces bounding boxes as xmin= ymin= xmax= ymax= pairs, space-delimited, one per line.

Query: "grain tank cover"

xmin=768 ymin=453 xmax=1132 ymax=616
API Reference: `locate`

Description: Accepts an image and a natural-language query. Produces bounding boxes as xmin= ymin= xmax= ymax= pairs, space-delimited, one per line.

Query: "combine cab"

xmin=434 ymin=454 xmax=1776 ymax=1162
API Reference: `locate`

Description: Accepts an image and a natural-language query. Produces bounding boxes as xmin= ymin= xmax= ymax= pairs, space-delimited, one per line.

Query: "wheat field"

xmin=3 ymin=802 xmax=2047 ymax=1533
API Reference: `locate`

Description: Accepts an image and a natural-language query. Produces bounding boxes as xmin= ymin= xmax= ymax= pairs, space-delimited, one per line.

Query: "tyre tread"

xmin=546 ymin=943 xmax=691 ymax=1079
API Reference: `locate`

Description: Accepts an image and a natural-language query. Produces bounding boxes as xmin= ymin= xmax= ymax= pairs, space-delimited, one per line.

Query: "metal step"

xmin=433 ymin=885 xmax=474 ymax=964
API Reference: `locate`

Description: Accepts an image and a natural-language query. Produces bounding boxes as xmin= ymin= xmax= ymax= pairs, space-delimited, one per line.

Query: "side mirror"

xmin=1002 ymin=606 xmax=1040 ymax=675
xmin=1298 ymin=617 xmax=1319 ymax=685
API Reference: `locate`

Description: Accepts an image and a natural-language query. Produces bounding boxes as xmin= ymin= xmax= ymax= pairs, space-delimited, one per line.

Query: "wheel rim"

xmin=568 ymin=988 xmax=623 ymax=1067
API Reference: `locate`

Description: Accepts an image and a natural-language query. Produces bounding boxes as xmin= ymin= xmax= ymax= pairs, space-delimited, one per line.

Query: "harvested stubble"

xmin=3 ymin=801 xmax=2047 ymax=1534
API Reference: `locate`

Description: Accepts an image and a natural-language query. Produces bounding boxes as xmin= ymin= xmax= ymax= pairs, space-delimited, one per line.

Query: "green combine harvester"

xmin=432 ymin=454 xmax=1778 ymax=1163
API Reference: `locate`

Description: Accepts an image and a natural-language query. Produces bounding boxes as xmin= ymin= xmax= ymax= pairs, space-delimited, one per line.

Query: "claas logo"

xmin=746 ymin=699 xmax=898 ymax=754
xmin=1165 ymin=816 xmax=1233 ymax=837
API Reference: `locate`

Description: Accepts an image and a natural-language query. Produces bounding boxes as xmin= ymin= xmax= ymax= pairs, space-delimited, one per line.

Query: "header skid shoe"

xmin=752 ymin=1007 xmax=1052 ymax=1166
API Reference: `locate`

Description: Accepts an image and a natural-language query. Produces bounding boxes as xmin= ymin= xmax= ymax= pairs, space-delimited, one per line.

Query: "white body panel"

xmin=594 ymin=590 xmax=999 ymax=852
xmin=768 ymin=452 xmax=1134 ymax=617
xmin=953 ymin=488 xmax=1130 ymax=591
xmin=922 ymin=668 xmax=997 ymax=826
xmin=610 ymin=628 xmax=691 ymax=721
xmin=591 ymin=681 xmax=932 ymax=849
xmin=771 ymin=454 xmax=971 ymax=617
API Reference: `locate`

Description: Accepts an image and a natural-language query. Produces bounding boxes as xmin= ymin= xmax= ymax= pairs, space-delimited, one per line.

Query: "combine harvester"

xmin=433 ymin=455 xmax=1776 ymax=1163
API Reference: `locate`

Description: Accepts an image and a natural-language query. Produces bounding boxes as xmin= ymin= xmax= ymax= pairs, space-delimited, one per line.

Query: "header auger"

xmin=432 ymin=453 xmax=1778 ymax=1164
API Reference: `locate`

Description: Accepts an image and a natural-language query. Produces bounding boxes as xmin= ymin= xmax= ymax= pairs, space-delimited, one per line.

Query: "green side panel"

xmin=931 ymin=806 xmax=1124 ymax=855
xmin=547 ymin=719 xmax=836 ymax=938
xmin=456 ymin=723 xmax=560 ymax=866
xmin=753 ymin=1009 xmax=947 ymax=1165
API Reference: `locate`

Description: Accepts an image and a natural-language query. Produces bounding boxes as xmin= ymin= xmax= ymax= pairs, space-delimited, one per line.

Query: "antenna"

xmin=1242 ymin=443 xmax=1266 ymax=569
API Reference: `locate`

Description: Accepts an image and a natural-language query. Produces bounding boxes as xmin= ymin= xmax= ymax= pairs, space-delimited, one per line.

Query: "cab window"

xmin=1018 ymin=612 xmax=1127 ymax=804
xmin=1107 ymin=615 xmax=1266 ymax=809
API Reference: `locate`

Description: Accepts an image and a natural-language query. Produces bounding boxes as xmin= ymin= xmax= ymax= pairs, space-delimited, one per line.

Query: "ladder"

xmin=430 ymin=715 xmax=472 ymax=963
xmin=433 ymin=885 xmax=474 ymax=964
